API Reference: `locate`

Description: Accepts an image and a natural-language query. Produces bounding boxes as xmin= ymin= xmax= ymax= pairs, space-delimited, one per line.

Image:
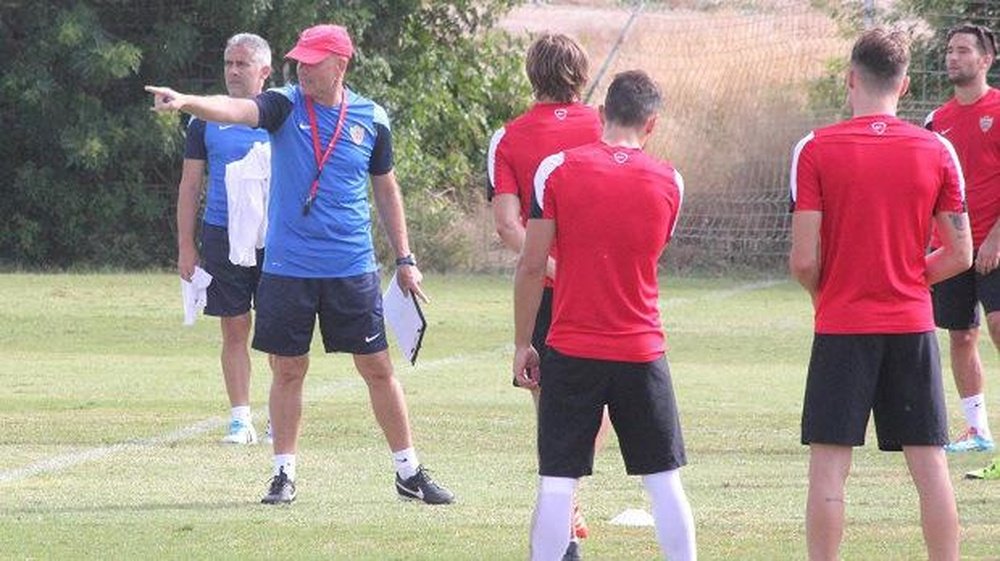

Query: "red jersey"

xmin=532 ymin=142 xmax=684 ymax=362
xmin=926 ymin=88 xmax=1000 ymax=248
xmin=488 ymin=102 xmax=601 ymax=285
xmin=790 ymin=115 xmax=966 ymax=334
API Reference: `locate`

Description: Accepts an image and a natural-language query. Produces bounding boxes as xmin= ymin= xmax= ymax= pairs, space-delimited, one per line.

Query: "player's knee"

xmin=949 ymin=328 xmax=978 ymax=349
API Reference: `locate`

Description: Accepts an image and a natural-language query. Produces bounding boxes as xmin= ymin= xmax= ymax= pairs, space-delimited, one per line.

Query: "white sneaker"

xmin=263 ymin=419 xmax=273 ymax=445
xmin=221 ymin=419 xmax=258 ymax=445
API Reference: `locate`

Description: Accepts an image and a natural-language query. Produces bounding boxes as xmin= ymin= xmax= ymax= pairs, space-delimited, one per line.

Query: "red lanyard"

xmin=302 ymin=91 xmax=349 ymax=215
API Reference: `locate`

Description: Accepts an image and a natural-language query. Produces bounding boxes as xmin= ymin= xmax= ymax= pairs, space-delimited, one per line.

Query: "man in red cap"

xmin=147 ymin=23 xmax=454 ymax=506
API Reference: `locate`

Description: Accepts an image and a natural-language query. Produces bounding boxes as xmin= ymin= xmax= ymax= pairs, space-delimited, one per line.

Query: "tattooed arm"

xmin=927 ymin=211 xmax=973 ymax=285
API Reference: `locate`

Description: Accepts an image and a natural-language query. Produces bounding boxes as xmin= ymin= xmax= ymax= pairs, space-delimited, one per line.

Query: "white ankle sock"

xmin=231 ymin=405 xmax=251 ymax=424
xmin=962 ymin=394 xmax=991 ymax=439
xmin=530 ymin=476 xmax=576 ymax=561
xmin=392 ymin=447 xmax=419 ymax=479
xmin=273 ymin=454 xmax=296 ymax=480
xmin=643 ymin=469 xmax=697 ymax=561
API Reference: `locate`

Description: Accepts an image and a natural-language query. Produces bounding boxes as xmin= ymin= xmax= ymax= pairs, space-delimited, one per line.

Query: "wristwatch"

xmin=395 ymin=254 xmax=416 ymax=267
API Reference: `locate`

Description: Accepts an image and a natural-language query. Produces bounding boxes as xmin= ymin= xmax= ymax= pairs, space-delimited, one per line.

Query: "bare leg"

xmin=269 ymin=354 xmax=308 ymax=455
xmin=806 ymin=444 xmax=852 ymax=561
xmin=220 ymin=313 xmax=253 ymax=408
xmin=949 ymin=328 xmax=984 ymax=398
xmin=903 ymin=446 xmax=960 ymax=561
xmin=354 ymin=351 xmax=413 ymax=451
xmin=594 ymin=406 xmax=612 ymax=452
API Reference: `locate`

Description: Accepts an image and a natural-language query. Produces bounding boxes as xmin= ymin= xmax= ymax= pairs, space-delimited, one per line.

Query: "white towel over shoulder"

xmin=225 ymin=141 xmax=271 ymax=267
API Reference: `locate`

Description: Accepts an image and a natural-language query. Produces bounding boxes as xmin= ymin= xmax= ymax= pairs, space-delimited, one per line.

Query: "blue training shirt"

xmin=184 ymin=119 xmax=270 ymax=228
xmin=255 ymin=84 xmax=394 ymax=278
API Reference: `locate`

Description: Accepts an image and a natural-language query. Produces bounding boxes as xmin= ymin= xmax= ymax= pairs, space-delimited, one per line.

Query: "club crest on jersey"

xmin=554 ymin=108 xmax=568 ymax=121
xmin=870 ymin=121 xmax=887 ymax=135
xmin=350 ymin=124 xmax=365 ymax=144
xmin=613 ymin=152 xmax=629 ymax=164
xmin=981 ymin=116 xmax=994 ymax=132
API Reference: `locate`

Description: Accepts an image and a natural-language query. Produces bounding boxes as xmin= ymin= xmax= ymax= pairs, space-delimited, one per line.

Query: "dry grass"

xmin=501 ymin=1 xmax=850 ymax=192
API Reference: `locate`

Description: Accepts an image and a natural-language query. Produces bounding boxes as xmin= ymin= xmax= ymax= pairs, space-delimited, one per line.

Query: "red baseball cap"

xmin=285 ymin=24 xmax=354 ymax=64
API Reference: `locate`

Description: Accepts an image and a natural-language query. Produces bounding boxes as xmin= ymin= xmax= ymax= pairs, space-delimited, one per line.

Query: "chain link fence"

xmin=482 ymin=1 xmax=996 ymax=276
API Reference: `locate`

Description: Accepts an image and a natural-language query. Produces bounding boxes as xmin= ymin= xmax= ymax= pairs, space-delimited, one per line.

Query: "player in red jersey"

xmin=925 ymin=24 xmax=1000 ymax=466
xmin=514 ymin=70 xmax=695 ymax=561
xmin=487 ymin=33 xmax=607 ymax=558
xmin=790 ymin=28 xmax=972 ymax=561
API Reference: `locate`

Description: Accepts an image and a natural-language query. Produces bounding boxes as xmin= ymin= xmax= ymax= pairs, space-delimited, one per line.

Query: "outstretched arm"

xmin=145 ymin=86 xmax=259 ymax=127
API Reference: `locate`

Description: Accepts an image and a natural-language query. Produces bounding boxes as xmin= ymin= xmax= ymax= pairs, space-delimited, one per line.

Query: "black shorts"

xmin=931 ymin=264 xmax=1000 ymax=329
xmin=200 ymin=223 xmax=263 ymax=317
xmin=251 ymin=272 xmax=388 ymax=357
xmin=801 ymin=332 xmax=948 ymax=451
xmin=537 ymin=349 xmax=686 ymax=478
xmin=513 ymin=287 xmax=554 ymax=388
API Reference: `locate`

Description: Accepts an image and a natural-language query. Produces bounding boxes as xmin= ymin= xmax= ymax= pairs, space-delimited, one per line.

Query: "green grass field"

xmin=1 ymin=273 xmax=999 ymax=560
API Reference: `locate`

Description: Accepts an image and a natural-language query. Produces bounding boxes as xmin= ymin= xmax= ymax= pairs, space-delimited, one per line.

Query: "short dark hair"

xmin=603 ymin=70 xmax=662 ymax=127
xmin=947 ymin=23 xmax=997 ymax=57
xmin=525 ymin=33 xmax=589 ymax=103
xmin=850 ymin=27 xmax=910 ymax=95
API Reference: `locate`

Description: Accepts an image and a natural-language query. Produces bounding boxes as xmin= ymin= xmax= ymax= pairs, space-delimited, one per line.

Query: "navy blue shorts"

xmin=932 ymin=264 xmax=1000 ymax=330
xmin=251 ymin=272 xmax=388 ymax=357
xmin=200 ymin=223 xmax=262 ymax=317
xmin=801 ymin=332 xmax=948 ymax=451
xmin=537 ymin=349 xmax=686 ymax=478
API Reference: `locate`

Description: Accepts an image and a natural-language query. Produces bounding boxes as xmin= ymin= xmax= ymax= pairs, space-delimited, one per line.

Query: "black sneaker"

xmin=395 ymin=465 xmax=454 ymax=505
xmin=562 ymin=540 xmax=582 ymax=561
xmin=261 ymin=468 xmax=296 ymax=504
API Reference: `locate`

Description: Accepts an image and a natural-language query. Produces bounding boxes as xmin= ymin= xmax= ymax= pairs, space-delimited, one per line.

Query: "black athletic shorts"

xmin=200 ymin=223 xmax=262 ymax=317
xmin=801 ymin=332 xmax=948 ymax=451
xmin=932 ymin=264 xmax=1000 ymax=330
xmin=252 ymin=271 xmax=388 ymax=357
xmin=538 ymin=348 xmax=686 ymax=478
xmin=514 ymin=287 xmax=554 ymax=388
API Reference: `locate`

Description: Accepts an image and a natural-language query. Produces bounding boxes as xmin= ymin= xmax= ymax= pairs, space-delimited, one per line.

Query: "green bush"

xmin=0 ymin=0 xmax=529 ymax=270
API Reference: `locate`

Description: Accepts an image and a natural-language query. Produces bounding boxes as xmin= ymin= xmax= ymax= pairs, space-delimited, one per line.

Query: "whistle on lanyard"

xmin=302 ymin=174 xmax=321 ymax=216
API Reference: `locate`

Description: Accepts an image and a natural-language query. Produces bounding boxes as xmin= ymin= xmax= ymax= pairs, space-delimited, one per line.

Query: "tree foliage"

xmin=0 ymin=0 xmax=529 ymax=270
xmin=809 ymin=0 xmax=1000 ymax=121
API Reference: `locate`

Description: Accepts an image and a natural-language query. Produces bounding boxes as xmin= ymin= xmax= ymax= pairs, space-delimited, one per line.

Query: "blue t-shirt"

xmin=255 ymin=84 xmax=394 ymax=278
xmin=184 ymin=119 xmax=270 ymax=228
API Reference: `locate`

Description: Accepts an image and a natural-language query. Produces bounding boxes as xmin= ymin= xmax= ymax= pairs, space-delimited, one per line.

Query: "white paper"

xmin=382 ymin=272 xmax=426 ymax=364
xmin=181 ymin=266 xmax=213 ymax=326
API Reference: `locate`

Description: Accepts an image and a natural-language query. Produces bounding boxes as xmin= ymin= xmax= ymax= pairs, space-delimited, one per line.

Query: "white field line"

xmin=0 ymin=280 xmax=781 ymax=485
xmin=0 ymin=349 xmax=503 ymax=486
xmin=0 ymin=418 xmax=223 ymax=485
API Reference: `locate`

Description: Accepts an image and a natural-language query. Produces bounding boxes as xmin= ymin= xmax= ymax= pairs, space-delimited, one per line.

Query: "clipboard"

xmin=382 ymin=272 xmax=426 ymax=365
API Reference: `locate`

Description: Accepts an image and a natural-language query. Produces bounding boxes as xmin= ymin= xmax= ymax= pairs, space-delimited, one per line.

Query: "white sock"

xmin=962 ymin=394 xmax=991 ymax=439
xmin=392 ymin=447 xmax=419 ymax=480
xmin=273 ymin=454 xmax=296 ymax=480
xmin=643 ymin=469 xmax=697 ymax=561
xmin=530 ymin=476 xmax=576 ymax=561
xmin=231 ymin=405 xmax=252 ymax=424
